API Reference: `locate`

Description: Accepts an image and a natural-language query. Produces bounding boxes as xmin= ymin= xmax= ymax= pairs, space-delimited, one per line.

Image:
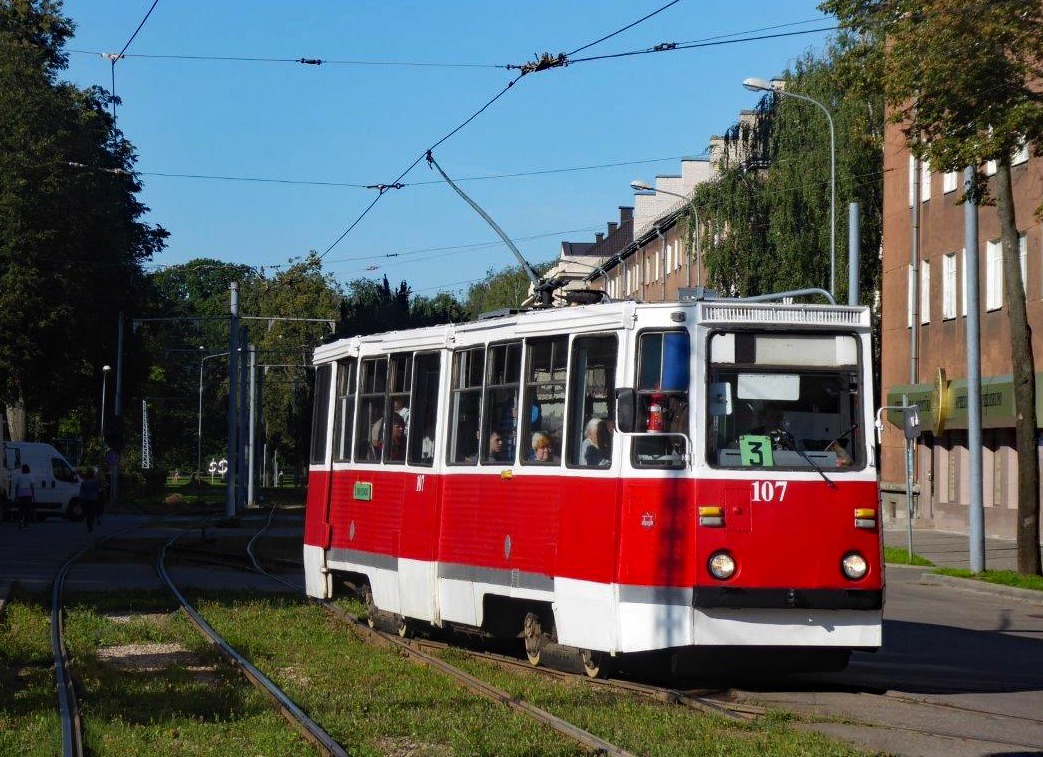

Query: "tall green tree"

xmin=823 ymin=0 xmax=1043 ymax=575
xmin=0 ymin=0 xmax=165 ymax=441
xmin=699 ymin=44 xmax=884 ymax=309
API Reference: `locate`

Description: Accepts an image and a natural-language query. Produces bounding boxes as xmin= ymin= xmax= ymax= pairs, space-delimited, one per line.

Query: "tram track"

xmin=49 ymin=516 xmax=344 ymax=757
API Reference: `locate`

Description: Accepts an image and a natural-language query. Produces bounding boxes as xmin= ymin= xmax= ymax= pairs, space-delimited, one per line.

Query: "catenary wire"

xmin=567 ymin=0 xmax=683 ymax=57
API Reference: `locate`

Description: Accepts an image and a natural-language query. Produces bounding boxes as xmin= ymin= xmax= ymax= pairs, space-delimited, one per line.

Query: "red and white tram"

xmin=303 ymin=298 xmax=882 ymax=675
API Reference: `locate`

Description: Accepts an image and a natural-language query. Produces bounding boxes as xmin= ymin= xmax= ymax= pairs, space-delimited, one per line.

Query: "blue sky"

xmin=61 ymin=1 xmax=834 ymax=298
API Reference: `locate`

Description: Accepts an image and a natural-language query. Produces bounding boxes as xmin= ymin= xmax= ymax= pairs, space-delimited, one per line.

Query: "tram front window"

xmin=706 ymin=332 xmax=863 ymax=470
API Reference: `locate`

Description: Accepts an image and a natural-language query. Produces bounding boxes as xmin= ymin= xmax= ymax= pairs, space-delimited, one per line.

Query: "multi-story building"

xmin=880 ymin=126 xmax=1043 ymax=540
xmin=582 ymin=155 xmax=716 ymax=300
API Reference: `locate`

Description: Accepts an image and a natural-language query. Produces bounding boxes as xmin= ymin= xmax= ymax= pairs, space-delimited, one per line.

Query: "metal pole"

xmin=965 ymin=166 xmax=985 ymax=572
xmin=99 ymin=366 xmax=110 ymax=442
xmin=197 ymin=349 xmax=204 ymax=474
xmin=904 ymin=396 xmax=915 ymax=558
xmin=248 ymin=344 xmax=257 ymax=507
xmin=111 ymin=314 xmax=124 ymax=511
xmin=226 ymin=284 xmax=239 ymax=520
xmin=848 ymin=203 xmax=860 ymax=306
xmin=237 ymin=327 xmax=248 ymax=512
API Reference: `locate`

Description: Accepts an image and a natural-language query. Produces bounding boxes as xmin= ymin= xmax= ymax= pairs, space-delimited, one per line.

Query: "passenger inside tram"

xmin=529 ymin=431 xmax=557 ymax=463
xmin=580 ymin=418 xmax=611 ymax=467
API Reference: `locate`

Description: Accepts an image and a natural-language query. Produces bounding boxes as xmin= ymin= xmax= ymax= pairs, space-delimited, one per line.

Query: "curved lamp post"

xmin=198 ymin=349 xmax=229 ymax=473
xmin=630 ymin=179 xmax=702 ymax=289
xmin=743 ymin=76 xmax=836 ymax=297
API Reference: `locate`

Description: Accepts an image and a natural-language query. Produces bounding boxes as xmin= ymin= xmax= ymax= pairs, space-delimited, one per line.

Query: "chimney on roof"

xmin=595 ymin=232 xmax=605 ymax=244
xmin=607 ymin=222 xmax=618 ymax=235
xmin=619 ymin=206 xmax=633 ymax=222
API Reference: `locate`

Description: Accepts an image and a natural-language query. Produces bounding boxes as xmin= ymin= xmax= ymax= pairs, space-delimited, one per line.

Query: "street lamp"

xmin=198 ymin=349 xmax=229 ymax=473
xmin=743 ymin=76 xmax=836 ymax=297
xmin=630 ymin=180 xmax=702 ymax=289
xmin=99 ymin=365 xmax=111 ymax=442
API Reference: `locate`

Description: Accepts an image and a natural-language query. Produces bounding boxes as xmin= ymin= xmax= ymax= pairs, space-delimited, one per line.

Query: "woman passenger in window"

xmin=530 ymin=432 xmax=556 ymax=463
xmin=580 ymin=418 xmax=611 ymax=467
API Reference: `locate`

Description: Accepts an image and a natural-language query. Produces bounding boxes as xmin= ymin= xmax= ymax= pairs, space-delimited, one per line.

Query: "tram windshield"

xmin=706 ymin=331 xmax=864 ymax=470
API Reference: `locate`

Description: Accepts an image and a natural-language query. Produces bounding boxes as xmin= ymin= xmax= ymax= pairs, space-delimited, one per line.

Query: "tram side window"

xmin=332 ymin=358 xmax=356 ymax=462
xmin=524 ymin=337 xmax=567 ymax=466
xmin=383 ymin=354 xmax=412 ymax=464
xmin=448 ymin=348 xmax=484 ymax=465
xmin=355 ymin=357 xmax=388 ymax=462
xmin=482 ymin=341 xmax=521 ymax=464
xmin=632 ymin=331 xmax=690 ymax=468
xmin=310 ymin=364 xmax=332 ymax=465
xmin=408 ymin=352 xmax=441 ymax=466
xmin=565 ymin=336 xmax=617 ymax=468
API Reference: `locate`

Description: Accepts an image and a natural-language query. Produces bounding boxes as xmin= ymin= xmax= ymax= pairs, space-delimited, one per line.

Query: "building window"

xmin=920 ymin=159 xmax=931 ymax=202
xmin=943 ymin=170 xmax=958 ymax=193
xmin=942 ymin=252 xmax=957 ymax=320
xmin=985 ymin=158 xmax=997 ymax=176
xmin=986 ymin=239 xmax=1003 ymax=311
xmin=961 ymin=247 xmax=968 ymax=317
xmin=920 ymin=260 xmax=930 ymax=323
xmin=907 ymin=264 xmax=915 ymax=328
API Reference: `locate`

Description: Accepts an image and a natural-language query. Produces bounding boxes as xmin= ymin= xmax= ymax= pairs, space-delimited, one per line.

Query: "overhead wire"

xmin=318 ymin=0 xmax=693 ymax=259
xmin=126 ymin=155 xmax=689 ymax=188
xmin=108 ymin=0 xmax=163 ymax=122
xmin=70 ymin=49 xmax=508 ymax=69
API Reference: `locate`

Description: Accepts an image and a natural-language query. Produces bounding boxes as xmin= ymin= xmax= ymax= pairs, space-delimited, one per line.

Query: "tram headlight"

xmin=841 ymin=552 xmax=868 ymax=580
xmin=707 ymin=551 xmax=736 ymax=580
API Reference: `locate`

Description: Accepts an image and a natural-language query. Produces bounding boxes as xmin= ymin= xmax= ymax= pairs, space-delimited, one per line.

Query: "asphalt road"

xmin=742 ymin=564 xmax=1043 ymax=756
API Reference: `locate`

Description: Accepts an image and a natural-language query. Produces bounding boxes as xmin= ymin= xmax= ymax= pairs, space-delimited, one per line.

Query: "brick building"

xmin=880 ymin=126 xmax=1043 ymax=539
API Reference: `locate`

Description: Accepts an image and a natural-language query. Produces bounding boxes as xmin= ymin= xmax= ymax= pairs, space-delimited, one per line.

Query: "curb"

xmin=917 ymin=572 xmax=1043 ymax=606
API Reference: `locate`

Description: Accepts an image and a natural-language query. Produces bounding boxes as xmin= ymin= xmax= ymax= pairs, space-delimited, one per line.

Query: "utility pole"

xmin=226 ymin=283 xmax=239 ymax=520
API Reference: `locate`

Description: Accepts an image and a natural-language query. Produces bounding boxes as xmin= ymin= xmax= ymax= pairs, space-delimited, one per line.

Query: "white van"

xmin=2 ymin=442 xmax=84 ymax=521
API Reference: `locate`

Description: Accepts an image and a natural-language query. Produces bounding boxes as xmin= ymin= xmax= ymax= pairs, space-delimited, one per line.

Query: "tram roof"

xmin=312 ymin=298 xmax=870 ymax=364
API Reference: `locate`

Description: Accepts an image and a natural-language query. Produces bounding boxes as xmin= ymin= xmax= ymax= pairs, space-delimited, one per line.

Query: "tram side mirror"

xmin=615 ymin=388 xmax=636 ymax=433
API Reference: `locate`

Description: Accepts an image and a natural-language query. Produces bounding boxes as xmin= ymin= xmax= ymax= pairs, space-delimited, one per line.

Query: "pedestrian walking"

xmin=80 ymin=468 xmax=100 ymax=533
xmin=13 ymin=464 xmax=34 ymax=530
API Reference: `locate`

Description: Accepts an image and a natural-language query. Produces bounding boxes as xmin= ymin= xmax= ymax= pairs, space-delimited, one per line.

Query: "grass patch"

xmin=934 ymin=568 xmax=1043 ymax=591
xmin=884 ymin=546 xmax=934 ymax=566
xmin=4 ymin=585 xmax=871 ymax=755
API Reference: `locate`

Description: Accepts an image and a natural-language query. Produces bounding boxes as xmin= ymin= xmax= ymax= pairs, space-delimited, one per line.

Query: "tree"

xmin=699 ymin=45 xmax=883 ymax=309
xmin=463 ymin=263 xmax=552 ymax=316
xmin=0 ymin=0 xmax=166 ymax=442
xmin=822 ymin=0 xmax=1043 ymax=574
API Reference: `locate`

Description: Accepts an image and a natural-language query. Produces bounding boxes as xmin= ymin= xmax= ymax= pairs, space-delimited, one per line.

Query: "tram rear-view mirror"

xmin=615 ymin=388 xmax=636 ymax=433
xmin=708 ymin=382 xmax=733 ymax=416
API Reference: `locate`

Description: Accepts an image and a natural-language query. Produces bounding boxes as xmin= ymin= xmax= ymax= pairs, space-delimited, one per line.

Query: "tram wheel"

xmin=522 ymin=612 xmax=543 ymax=666
xmin=581 ymin=649 xmax=609 ymax=679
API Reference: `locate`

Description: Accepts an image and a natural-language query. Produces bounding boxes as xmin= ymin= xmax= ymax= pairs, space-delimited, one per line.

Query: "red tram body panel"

xmin=303 ymin=300 xmax=883 ymax=666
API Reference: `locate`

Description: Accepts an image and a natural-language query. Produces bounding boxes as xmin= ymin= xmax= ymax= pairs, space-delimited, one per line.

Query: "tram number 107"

xmin=750 ymin=480 xmax=788 ymax=502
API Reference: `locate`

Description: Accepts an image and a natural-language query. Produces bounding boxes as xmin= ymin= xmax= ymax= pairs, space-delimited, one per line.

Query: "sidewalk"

xmin=883 ymin=526 xmax=1024 ymax=571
